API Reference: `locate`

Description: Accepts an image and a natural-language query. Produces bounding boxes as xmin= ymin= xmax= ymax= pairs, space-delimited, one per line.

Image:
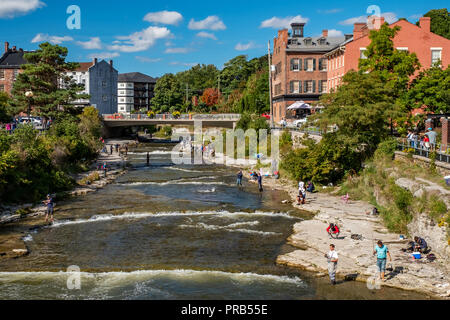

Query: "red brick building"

xmin=0 ymin=42 xmax=29 ymax=94
xmin=326 ymin=17 xmax=450 ymax=92
xmin=271 ymin=23 xmax=348 ymax=123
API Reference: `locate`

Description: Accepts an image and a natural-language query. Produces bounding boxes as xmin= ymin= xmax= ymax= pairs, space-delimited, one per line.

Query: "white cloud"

xmin=188 ymin=16 xmax=226 ymax=30
xmin=87 ymin=52 xmax=120 ymax=60
xmin=108 ymin=26 xmax=172 ymax=53
xmin=196 ymin=31 xmax=217 ymax=40
xmin=165 ymin=47 xmax=190 ymax=54
xmin=339 ymin=12 xmax=398 ymax=25
xmin=170 ymin=61 xmax=198 ymax=67
xmin=408 ymin=14 xmax=422 ymax=21
xmin=235 ymin=42 xmax=256 ymax=51
xmin=327 ymin=29 xmax=344 ymax=37
xmin=31 ymin=33 xmax=73 ymax=44
xmin=260 ymin=15 xmax=309 ymax=29
xmin=76 ymin=37 xmax=102 ymax=50
xmin=136 ymin=56 xmax=162 ymax=63
xmin=0 ymin=0 xmax=45 ymax=18
xmin=143 ymin=10 xmax=183 ymax=25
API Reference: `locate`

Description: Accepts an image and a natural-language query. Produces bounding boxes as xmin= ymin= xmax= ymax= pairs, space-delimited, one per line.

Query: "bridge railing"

xmin=103 ymin=114 xmax=241 ymax=121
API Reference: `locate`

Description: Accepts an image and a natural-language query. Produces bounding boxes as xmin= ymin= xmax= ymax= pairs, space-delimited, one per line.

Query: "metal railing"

xmin=103 ymin=114 xmax=241 ymax=121
xmin=271 ymin=126 xmax=323 ymax=136
xmin=397 ymin=143 xmax=450 ymax=164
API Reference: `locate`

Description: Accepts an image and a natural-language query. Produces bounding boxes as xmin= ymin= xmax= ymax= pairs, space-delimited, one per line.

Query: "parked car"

xmin=293 ymin=117 xmax=308 ymax=128
xmin=261 ymin=113 xmax=271 ymax=120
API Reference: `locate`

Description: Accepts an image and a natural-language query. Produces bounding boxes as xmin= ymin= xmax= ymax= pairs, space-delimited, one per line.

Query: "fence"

xmin=103 ymin=114 xmax=241 ymax=121
xmin=397 ymin=143 xmax=450 ymax=164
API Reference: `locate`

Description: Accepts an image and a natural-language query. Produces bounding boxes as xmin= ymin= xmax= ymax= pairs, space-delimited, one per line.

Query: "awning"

xmin=287 ymin=101 xmax=311 ymax=110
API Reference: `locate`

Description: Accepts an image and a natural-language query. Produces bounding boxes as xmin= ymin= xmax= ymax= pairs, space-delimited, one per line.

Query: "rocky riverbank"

xmin=243 ymin=171 xmax=450 ymax=299
xmin=0 ymin=139 xmax=134 ymax=260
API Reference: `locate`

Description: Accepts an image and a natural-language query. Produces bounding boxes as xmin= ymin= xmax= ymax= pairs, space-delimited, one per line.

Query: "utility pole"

xmin=268 ymin=41 xmax=274 ymax=128
xmin=218 ymin=74 xmax=221 ymax=98
xmin=185 ymin=83 xmax=189 ymax=113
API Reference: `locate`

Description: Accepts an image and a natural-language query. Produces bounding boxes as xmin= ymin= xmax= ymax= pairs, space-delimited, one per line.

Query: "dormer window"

xmin=318 ymin=38 xmax=326 ymax=45
xmin=304 ymin=38 xmax=312 ymax=45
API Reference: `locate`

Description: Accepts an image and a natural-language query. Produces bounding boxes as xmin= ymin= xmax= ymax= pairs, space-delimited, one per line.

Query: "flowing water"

xmin=0 ymin=143 xmax=429 ymax=300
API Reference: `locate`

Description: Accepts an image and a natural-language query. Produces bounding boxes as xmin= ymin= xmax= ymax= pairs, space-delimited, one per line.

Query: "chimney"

xmin=4 ymin=42 xmax=9 ymax=53
xmin=353 ymin=23 xmax=366 ymax=40
xmin=109 ymin=60 xmax=113 ymax=67
xmin=291 ymin=23 xmax=305 ymax=38
xmin=419 ymin=17 xmax=431 ymax=32
xmin=322 ymin=30 xmax=328 ymax=37
xmin=12 ymin=46 xmax=16 ymax=51
xmin=93 ymin=58 xmax=98 ymax=65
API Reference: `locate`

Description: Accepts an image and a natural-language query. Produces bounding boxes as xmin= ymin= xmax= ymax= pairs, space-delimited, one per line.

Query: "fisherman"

xmin=324 ymin=244 xmax=338 ymax=285
xmin=43 ymin=194 xmax=55 ymax=224
xmin=257 ymin=173 xmax=263 ymax=192
xmin=102 ymin=162 xmax=108 ymax=177
xmin=373 ymin=240 xmax=392 ymax=282
xmin=237 ymin=170 xmax=243 ymax=187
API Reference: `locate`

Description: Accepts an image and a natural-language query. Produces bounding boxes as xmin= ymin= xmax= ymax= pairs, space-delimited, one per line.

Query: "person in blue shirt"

xmin=414 ymin=236 xmax=428 ymax=253
xmin=257 ymin=173 xmax=263 ymax=192
xmin=237 ymin=170 xmax=243 ymax=187
xmin=373 ymin=240 xmax=392 ymax=281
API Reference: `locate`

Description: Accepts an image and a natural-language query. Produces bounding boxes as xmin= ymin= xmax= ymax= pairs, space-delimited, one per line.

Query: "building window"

xmin=397 ymin=47 xmax=409 ymax=52
xmin=0 ymin=70 xmax=4 ymax=80
xmin=102 ymin=81 xmax=107 ymax=87
xmin=319 ymin=80 xmax=327 ymax=93
xmin=274 ymin=84 xmax=282 ymax=95
xmin=304 ymin=38 xmax=312 ymax=45
xmin=103 ymin=95 xmax=108 ymax=102
xmin=0 ymin=84 xmax=4 ymax=92
xmin=304 ymin=80 xmax=315 ymax=93
xmin=13 ymin=69 xmax=19 ymax=80
xmin=119 ymin=83 xmax=125 ymax=87
xmin=304 ymin=58 xmax=315 ymax=72
xmin=431 ymin=49 xmax=442 ymax=66
xmin=290 ymin=58 xmax=301 ymax=71
xmin=289 ymin=81 xmax=302 ymax=94
xmin=319 ymin=58 xmax=327 ymax=71
xmin=318 ymin=38 xmax=326 ymax=45
xmin=360 ymin=48 xmax=367 ymax=60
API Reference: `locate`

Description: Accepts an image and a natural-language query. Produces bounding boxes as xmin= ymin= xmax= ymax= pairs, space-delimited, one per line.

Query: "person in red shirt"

xmin=327 ymin=223 xmax=340 ymax=238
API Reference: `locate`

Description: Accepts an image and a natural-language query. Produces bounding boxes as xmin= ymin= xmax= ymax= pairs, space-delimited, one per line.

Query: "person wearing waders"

xmin=257 ymin=173 xmax=263 ymax=192
xmin=325 ymin=244 xmax=338 ymax=285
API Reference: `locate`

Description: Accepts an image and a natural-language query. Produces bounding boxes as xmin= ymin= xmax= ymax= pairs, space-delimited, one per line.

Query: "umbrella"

xmin=287 ymin=101 xmax=311 ymax=110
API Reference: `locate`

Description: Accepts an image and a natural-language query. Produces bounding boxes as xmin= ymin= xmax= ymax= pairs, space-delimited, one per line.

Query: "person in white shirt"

xmin=325 ymin=244 xmax=339 ymax=285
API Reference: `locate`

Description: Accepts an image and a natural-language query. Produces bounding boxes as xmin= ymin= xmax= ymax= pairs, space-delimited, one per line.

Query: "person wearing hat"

xmin=43 ymin=194 xmax=55 ymax=223
xmin=425 ymin=128 xmax=437 ymax=151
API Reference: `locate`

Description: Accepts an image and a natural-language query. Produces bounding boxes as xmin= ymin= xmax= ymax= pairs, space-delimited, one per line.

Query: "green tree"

xmin=405 ymin=65 xmax=450 ymax=114
xmin=359 ymin=23 xmax=421 ymax=96
xmin=9 ymin=42 xmax=88 ymax=118
xmin=151 ymin=73 xmax=184 ymax=112
xmin=420 ymin=9 xmax=450 ymax=39
xmin=220 ymin=55 xmax=254 ymax=93
xmin=0 ymin=91 xmax=11 ymax=123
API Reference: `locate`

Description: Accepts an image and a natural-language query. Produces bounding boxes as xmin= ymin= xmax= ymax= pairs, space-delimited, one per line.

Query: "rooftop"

xmin=74 ymin=62 xmax=95 ymax=72
xmin=0 ymin=49 xmax=31 ymax=68
xmin=118 ymin=72 xmax=157 ymax=83
xmin=286 ymin=35 xmax=347 ymax=52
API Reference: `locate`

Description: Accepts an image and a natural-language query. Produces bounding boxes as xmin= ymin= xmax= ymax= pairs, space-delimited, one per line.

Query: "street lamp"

xmin=25 ymin=90 xmax=33 ymax=117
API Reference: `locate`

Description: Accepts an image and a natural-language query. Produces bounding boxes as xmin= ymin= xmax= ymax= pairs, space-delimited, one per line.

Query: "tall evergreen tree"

xmin=9 ymin=42 xmax=87 ymax=118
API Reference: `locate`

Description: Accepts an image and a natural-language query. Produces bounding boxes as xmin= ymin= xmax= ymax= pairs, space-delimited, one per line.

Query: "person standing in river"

xmin=43 ymin=194 xmax=55 ymax=224
xmin=325 ymin=244 xmax=338 ymax=285
xmin=110 ymin=144 xmax=113 ymax=155
xmin=257 ymin=173 xmax=263 ymax=192
xmin=237 ymin=170 xmax=243 ymax=187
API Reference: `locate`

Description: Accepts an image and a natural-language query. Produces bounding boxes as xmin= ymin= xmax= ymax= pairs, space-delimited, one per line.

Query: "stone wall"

xmin=394 ymin=151 xmax=450 ymax=177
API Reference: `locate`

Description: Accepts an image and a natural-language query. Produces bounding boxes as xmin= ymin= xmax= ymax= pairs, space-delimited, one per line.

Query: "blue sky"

xmin=0 ymin=0 xmax=448 ymax=77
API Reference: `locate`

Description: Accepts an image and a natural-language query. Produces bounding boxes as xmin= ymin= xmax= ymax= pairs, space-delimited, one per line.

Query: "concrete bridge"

xmin=103 ymin=113 xmax=241 ymax=129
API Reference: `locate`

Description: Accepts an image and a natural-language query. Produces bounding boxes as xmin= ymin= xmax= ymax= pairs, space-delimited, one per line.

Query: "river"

xmin=0 ymin=143 xmax=429 ymax=300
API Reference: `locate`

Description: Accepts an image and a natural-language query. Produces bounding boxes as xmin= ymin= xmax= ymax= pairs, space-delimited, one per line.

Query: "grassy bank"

xmin=0 ymin=107 xmax=103 ymax=204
